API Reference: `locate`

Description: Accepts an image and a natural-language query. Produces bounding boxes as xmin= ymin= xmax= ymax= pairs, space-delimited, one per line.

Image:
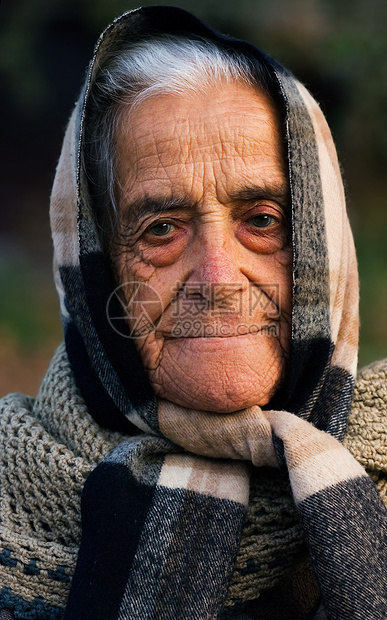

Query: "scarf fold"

xmin=65 ymin=396 xmax=387 ymax=619
xmin=158 ymin=401 xmax=387 ymax=617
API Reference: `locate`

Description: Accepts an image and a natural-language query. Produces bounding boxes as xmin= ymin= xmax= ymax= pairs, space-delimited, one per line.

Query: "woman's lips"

xmin=163 ymin=327 xmax=277 ymax=344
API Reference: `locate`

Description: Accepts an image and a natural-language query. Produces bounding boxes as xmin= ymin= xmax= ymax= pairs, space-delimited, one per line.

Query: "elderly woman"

xmin=0 ymin=6 xmax=386 ymax=620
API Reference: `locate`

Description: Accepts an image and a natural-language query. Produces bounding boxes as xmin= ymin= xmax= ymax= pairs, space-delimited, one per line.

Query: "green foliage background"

xmin=1 ymin=0 xmax=386 ymax=382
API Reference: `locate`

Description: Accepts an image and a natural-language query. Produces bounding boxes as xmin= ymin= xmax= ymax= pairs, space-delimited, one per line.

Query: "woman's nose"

xmin=191 ymin=224 xmax=242 ymax=282
xmin=183 ymin=226 xmax=244 ymax=309
xmin=196 ymin=247 xmax=241 ymax=284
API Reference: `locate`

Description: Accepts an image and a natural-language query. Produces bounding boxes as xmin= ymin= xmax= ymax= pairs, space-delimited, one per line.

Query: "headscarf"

xmin=47 ymin=6 xmax=386 ymax=619
xmin=52 ymin=6 xmax=358 ymax=436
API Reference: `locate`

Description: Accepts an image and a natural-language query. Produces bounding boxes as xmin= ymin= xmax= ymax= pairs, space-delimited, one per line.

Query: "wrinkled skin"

xmin=112 ymin=81 xmax=292 ymax=412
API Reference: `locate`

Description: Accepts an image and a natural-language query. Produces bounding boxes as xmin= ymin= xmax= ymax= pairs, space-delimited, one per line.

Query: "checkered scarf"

xmin=48 ymin=6 xmax=386 ymax=619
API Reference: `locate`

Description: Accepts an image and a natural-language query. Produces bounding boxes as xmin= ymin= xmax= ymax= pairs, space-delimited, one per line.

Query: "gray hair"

xmin=83 ymin=36 xmax=273 ymax=242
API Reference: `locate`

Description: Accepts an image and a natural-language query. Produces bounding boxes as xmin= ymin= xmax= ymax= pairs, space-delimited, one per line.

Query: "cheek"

xmin=112 ymin=244 xmax=157 ymax=286
xmin=138 ymin=230 xmax=189 ymax=267
xmin=246 ymin=246 xmax=292 ymax=313
xmin=110 ymin=248 xmax=159 ymax=332
xmin=271 ymin=246 xmax=292 ymax=314
xmin=111 ymin=245 xmax=186 ymax=329
xmin=133 ymin=332 xmax=165 ymax=371
xmin=276 ymin=245 xmax=293 ymax=268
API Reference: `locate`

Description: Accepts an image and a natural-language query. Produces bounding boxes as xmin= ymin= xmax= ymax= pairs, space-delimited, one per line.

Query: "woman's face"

xmin=111 ymin=81 xmax=292 ymax=412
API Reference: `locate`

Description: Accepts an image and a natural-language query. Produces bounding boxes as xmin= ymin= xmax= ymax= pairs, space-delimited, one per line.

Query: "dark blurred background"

xmin=1 ymin=0 xmax=387 ymax=395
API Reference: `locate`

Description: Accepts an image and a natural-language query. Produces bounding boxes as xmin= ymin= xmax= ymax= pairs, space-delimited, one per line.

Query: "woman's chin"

xmin=157 ymin=388 xmax=272 ymax=413
xmin=149 ymin=347 xmax=283 ymax=413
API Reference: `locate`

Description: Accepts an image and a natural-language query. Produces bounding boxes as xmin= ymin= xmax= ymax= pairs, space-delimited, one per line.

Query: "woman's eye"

xmin=249 ymin=214 xmax=276 ymax=228
xmin=148 ymin=222 xmax=175 ymax=236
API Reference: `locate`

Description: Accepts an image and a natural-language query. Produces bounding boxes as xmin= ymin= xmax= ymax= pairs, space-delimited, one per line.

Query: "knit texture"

xmin=344 ymin=359 xmax=387 ymax=508
xmin=0 ymin=346 xmax=123 ymax=619
xmin=229 ymin=468 xmax=306 ymax=601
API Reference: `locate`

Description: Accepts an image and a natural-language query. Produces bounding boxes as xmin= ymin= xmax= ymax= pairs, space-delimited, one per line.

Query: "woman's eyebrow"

xmin=121 ymin=194 xmax=194 ymax=226
xmin=228 ymin=183 xmax=290 ymax=207
xmin=120 ymin=182 xmax=290 ymax=228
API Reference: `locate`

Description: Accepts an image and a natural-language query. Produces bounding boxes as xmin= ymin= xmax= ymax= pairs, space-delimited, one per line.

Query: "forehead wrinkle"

xmin=120 ymin=149 xmax=287 ymax=215
xmin=133 ymin=111 xmax=270 ymax=165
xmin=122 ymin=106 xmax=282 ymax=172
xmin=116 ymin=83 xmax=288 ymax=221
xmin=183 ymin=123 xmax=269 ymax=164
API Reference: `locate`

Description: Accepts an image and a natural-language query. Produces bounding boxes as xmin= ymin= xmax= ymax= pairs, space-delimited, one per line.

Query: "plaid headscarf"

xmin=48 ymin=6 xmax=386 ymax=619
